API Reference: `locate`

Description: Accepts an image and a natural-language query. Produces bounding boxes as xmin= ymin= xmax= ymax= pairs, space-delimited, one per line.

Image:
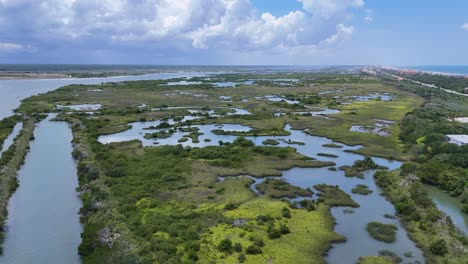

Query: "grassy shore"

xmin=64 ymin=116 xmax=343 ymax=263
xmin=0 ymin=117 xmax=36 ymax=253
xmin=374 ymin=170 xmax=468 ymax=263
xmin=255 ymin=178 xmax=313 ymax=199
xmin=314 ymin=184 xmax=359 ymax=208
xmin=9 ymin=73 xmax=433 ymax=262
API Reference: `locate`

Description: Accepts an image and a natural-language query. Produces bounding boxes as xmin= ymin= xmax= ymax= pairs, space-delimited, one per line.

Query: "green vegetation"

xmin=64 ymin=114 xmax=341 ymax=264
xmin=0 ymin=116 xmax=26 ymax=156
xmin=198 ymin=198 xmax=344 ymax=264
xmin=9 ymin=72 xmax=452 ymax=263
xmin=184 ymin=131 xmax=203 ymax=143
xmin=0 ymin=116 xmax=20 ymax=152
xmin=380 ymin=73 xmax=468 ymax=214
xmin=317 ymin=153 xmax=338 ymax=158
xmin=0 ymin=117 xmax=37 ymax=253
xmin=143 ymin=129 xmax=174 ymax=139
xmin=388 ymin=70 xmax=468 ymax=93
xmin=357 ymin=256 xmax=394 ymax=264
xmin=378 ymin=250 xmax=402 ymax=263
xmin=366 ymin=222 xmax=398 ymax=243
xmin=255 ymin=178 xmax=313 ymax=199
xmin=261 ymin=139 xmax=280 ymax=146
xmin=322 ymin=143 xmax=343 ymax=148
xmin=178 ymin=137 xmax=189 ymax=143
xmin=341 ymin=157 xmax=388 ymax=178
xmin=374 ymin=170 xmax=467 ymax=263
xmin=314 ymin=184 xmax=359 ymax=208
xmin=352 ymin=184 xmax=373 ymax=195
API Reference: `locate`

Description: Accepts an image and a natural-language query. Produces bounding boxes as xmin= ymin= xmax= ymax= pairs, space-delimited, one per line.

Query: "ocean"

xmin=401 ymin=66 xmax=468 ymax=75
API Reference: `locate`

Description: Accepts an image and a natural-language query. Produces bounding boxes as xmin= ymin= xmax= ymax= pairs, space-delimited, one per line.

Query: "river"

xmin=100 ymin=122 xmax=425 ymax=263
xmin=424 ymin=185 xmax=468 ymax=235
xmin=0 ymin=115 xmax=81 ymax=263
xmin=0 ymin=72 xmax=210 ymax=263
xmin=0 ymin=71 xmax=465 ymax=263
xmin=0 ymin=72 xmax=210 ymax=120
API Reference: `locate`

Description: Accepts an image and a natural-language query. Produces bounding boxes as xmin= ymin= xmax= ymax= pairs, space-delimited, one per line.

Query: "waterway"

xmin=0 ymin=116 xmax=81 ymax=263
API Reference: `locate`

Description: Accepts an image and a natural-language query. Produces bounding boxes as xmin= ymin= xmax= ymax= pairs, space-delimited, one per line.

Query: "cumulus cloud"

xmin=462 ymin=23 xmax=468 ymax=31
xmin=0 ymin=0 xmax=365 ymax=60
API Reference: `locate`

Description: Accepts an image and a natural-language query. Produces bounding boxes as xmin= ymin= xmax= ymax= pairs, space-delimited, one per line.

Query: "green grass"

xmin=366 ymin=222 xmax=398 ymax=243
xmin=314 ymin=184 xmax=359 ymax=208
xmin=255 ymin=178 xmax=313 ymax=199
xmin=357 ymin=256 xmax=394 ymax=264
xmin=317 ymin=153 xmax=338 ymax=158
xmin=374 ymin=170 xmax=468 ymax=263
xmin=290 ymin=86 xmax=424 ymax=159
xmin=322 ymin=143 xmax=343 ymax=148
xmin=262 ymin=139 xmax=280 ymax=145
xmin=183 ymin=131 xmax=203 ymax=143
xmin=0 ymin=117 xmax=37 ymax=252
xmin=351 ymin=184 xmax=373 ymax=195
xmin=9 ymin=73 xmax=434 ymax=263
xmin=198 ymin=198 xmax=345 ymax=264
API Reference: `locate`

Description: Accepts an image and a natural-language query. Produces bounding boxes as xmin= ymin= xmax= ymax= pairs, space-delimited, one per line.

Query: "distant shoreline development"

xmin=376 ymin=67 xmax=468 ymax=97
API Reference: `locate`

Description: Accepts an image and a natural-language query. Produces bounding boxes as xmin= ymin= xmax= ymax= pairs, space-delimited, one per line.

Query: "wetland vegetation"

xmin=0 ymin=70 xmax=466 ymax=263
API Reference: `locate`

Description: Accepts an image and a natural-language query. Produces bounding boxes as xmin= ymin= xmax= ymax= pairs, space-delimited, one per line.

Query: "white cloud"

xmin=0 ymin=42 xmax=24 ymax=52
xmin=462 ymin=23 xmax=468 ymax=31
xmin=299 ymin=0 xmax=364 ymax=19
xmin=364 ymin=9 xmax=373 ymax=23
xmin=321 ymin=24 xmax=354 ymax=45
xmin=0 ymin=0 xmax=365 ymax=53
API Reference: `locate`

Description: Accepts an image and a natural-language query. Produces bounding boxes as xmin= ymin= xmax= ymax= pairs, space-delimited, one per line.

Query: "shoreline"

xmin=380 ymin=66 xmax=468 ymax=78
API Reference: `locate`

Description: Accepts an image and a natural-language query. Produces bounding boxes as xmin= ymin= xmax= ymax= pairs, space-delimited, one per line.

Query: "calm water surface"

xmin=0 ymin=116 xmax=81 ymax=264
xmin=1 ymin=71 xmax=464 ymax=263
xmin=424 ymin=185 xmax=468 ymax=235
xmin=0 ymin=72 xmax=211 ymax=263
xmin=0 ymin=72 xmax=210 ymax=120
xmin=0 ymin=123 xmax=22 ymax=158
xmin=100 ymin=122 xmax=425 ymax=263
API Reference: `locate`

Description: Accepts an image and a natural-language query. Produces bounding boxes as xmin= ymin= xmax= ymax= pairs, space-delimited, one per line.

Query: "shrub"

xmin=238 ymin=253 xmax=246 ymax=262
xmin=279 ymin=224 xmax=290 ymax=234
xmin=233 ymin=242 xmax=242 ymax=252
xmin=282 ymin=207 xmax=291 ymax=218
xmin=224 ymin=202 xmax=238 ymax=210
xmin=246 ymin=245 xmax=262 ymax=255
xmin=366 ymin=222 xmax=397 ymax=243
xmin=218 ymin=238 xmax=232 ymax=252
xmin=429 ymin=239 xmax=448 ymax=256
xmin=268 ymin=228 xmax=282 ymax=239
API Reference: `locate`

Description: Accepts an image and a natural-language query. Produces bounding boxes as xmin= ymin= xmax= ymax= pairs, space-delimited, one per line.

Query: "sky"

xmin=0 ymin=0 xmax=467 ymax=65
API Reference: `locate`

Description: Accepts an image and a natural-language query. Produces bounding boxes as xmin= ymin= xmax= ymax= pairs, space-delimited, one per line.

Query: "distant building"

xmin=446 ymin=135 xmax=468 ymax=146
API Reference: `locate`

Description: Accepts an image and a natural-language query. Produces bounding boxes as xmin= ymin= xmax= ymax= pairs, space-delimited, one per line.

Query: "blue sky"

xmin=0 ymin=0 xmax=467 ymax=65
